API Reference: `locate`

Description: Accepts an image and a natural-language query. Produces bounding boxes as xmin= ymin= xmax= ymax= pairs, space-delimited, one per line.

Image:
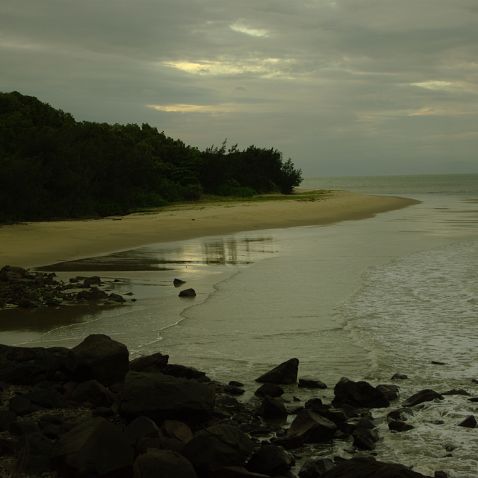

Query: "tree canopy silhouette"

xmin=0 ymin=92 xmax=302 ymax=222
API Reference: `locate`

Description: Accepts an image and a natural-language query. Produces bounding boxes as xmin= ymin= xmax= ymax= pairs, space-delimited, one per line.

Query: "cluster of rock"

xmin=0 ymin=265 xmax=129 ymax=309
xmin=0 ymin=335 xmax=474 ymax=477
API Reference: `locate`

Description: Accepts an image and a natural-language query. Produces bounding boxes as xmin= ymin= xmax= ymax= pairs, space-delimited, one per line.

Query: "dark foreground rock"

xmin=69 ymin=334 xmax=129 ymax=386
xmin=458 ymin=415 xmax=476 ymax=428
xmin=255 ymin=358 xmax=299 ymax=384
xmin=179 ymin=288 xmax=196 ymax=297
xmin=55 ymin=417 xmax=134 ymax=477
xmin=120 ymin=371 xmax=215 ymax=422
xmin=321 ymin=457 xmax=431 ymax=477
xmin=134 ymin=449 xmax=197 ymax=478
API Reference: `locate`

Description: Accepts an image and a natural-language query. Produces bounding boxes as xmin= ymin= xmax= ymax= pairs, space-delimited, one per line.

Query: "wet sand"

xmin=0 ymin=191 xmax=418 ymax=268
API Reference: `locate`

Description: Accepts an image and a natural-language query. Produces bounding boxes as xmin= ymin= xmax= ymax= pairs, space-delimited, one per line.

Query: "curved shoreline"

xmin=0 ymin=190 xmax=419 ymax=268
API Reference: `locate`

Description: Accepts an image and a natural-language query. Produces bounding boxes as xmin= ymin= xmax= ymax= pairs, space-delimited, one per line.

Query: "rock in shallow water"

xmin=333 ymin=377 xmax=390 ymax=408
xmin=255 ymin=358 xmax=299 ymax=384
xmin=402 ymin=389 xmax=443 ymax=407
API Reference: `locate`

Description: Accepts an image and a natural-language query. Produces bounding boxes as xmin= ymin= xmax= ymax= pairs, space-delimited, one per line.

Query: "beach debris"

xmin=298 ymin=377 xmax=327 ymax=389
xmin=179 ymin=288 xmax=196 ymax=297
xmin=403 ymin=389 xmax=444 ymax=407
xmin=458 ymin=415 xmax=477 ymax=428
xmin=332 ymin=377 xmax=391 ymax=408
xmin=173 ymin=278 xmax=186 ymax=287
xmin=255 ymin=358 xmax=299 ymax=384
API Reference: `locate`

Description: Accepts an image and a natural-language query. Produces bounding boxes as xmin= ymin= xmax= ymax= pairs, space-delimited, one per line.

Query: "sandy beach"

xmin=0 ymin=191 xmax=418 ymax=268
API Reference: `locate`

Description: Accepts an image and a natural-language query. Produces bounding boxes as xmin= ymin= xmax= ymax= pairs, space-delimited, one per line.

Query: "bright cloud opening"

xmin=229 ymin=21 xmax=270 ymax=38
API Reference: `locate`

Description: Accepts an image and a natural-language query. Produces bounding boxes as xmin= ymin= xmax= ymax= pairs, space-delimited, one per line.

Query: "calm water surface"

xmin=2 ymin=174 xmax=478 ymax=477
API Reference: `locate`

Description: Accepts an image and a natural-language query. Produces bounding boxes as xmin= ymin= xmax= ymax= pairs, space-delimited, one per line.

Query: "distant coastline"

xmin=0 ymin=190 xmax=419 ymax=268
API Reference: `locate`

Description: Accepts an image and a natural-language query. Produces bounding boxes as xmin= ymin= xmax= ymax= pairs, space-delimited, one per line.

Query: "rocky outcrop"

xmin=403 ymin=389 xmax=443 ymax=407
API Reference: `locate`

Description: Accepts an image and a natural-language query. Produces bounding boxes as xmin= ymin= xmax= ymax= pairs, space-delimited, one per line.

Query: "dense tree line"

xmin=0 ymin=92 xmax=302 ymax=222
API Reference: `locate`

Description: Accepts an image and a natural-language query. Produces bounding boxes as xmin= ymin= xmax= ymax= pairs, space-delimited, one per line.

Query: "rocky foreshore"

xmin=0 ymin=265 xmax=130 ymax=309
xmin=0 ymin=334 xmax=472 ymax=478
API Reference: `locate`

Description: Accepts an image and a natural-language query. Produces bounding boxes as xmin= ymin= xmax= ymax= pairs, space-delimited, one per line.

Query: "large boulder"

xmin=299 ymin=458 xmax=335 ymax=478
xmin=70 ymin=380 xmax=115 ymax=408
xmin=0 ymin=344 xmax=71 ymax=384
xmin=0 ymin=265 xmax=29 ymax=282
xmin=120 ymin=371 xmax=215 ymax=422
xmin=257 ymin=396 xmax=288 ymax=419
xmin=183 ymin=424 xmax=254 ymax=472
xmin=333 ymin=378 xmax=390 ymax=408
xmin=321 ymin=457 xmax=431 ymax=477
xmin=255 ymin=358 xmax=299 ymax=384
xmin=55 ymin=417 xmax=134 ymax=477
xmin=403 ymin=389 xmax=443 ymax=407
xmin=69 ymin=334 xmax=129 ymax=386
xmin=133 ymin=449 xmax=197 ymax=478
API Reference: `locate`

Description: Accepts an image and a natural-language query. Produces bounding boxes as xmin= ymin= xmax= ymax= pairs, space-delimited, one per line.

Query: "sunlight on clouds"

xmin=161 ymin=58 xmax=295 ymax=78
xmin=230 ymin=21 xmax=270 ymax=38
xmin=411 ymin=80 xmax=458 ymax=91
xmin=146 ymin=103 xmax=241 ymax=113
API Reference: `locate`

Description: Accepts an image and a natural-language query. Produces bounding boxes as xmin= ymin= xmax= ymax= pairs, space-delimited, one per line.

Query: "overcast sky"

xmin=1 ymin=0 xmax=477 ymax=176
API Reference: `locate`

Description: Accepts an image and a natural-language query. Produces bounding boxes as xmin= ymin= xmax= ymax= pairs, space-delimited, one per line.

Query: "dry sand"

xmin=0 ymin=191 xmax=418 ymax=268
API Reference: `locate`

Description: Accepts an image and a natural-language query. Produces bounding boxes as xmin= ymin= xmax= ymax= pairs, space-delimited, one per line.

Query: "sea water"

xmin=2 ymin=174 xmax=478 ymax=476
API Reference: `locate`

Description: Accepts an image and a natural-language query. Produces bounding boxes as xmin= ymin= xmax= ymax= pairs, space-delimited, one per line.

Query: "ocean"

xmin=2 ymin=173 xmax=478 ymax=476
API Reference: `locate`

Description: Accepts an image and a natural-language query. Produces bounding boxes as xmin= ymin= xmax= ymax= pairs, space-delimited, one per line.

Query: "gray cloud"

xmin=1 ymin=0 xmax=477 ymax=175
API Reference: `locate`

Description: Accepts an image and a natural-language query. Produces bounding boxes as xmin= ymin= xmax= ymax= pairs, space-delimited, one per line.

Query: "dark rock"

xmin=225 ymin=385 xmax=245 ymax=396
xmin=0 ymin=409 xmax=16 ymax=431
xmin=391 ymin=373 xmax=408 ymax=380
xmin=130 ymin=351 xmax=169 ymax=372
xmin=468 ymin=397 xmax=478 ymax=402
xmin=304 ymin=398 xmax=323 ymax=411
xmin=10 ymin=418 xmax=41 ymax=436
xmin=352 ymin=427 xmax=379 ymax=450
xmin=9 ymin=395 xmax=39 ymax=416
xmin=209 ymin=467 xmax=269 ymax=478
xmin=0 ymin=434 xmax=18 ymax=456
xmin=120 ymin=371 xmax=215 ymax=422
xmin=376 ymin=384 xmax=400 ymax=401
xmin=0 ymin=343 xmax=71 ymax=384
xmin=17 ymin=432 xmax=54 ymax=475
xmin=333 ymin=377 xmax=390 ymax=408
xmin=76 ymin=287 xmax=108 ymax=301
xmin=434 ymin=472 xmax=448 ymax=478
xmin=38 ymin=414 xmax=70 ymax=439
xmin=255 ymin=382 xmax=284 ymax=397
xmin=441 ymin=388 xmax=470 ymax=396
xmin=173 ymin=278 xmax=186 ymax=287
xmin=299 ymin=378 xmax=327 ymax=389
xmin=256 ymin=358 xmax=299 ymax=384
xmin=287 ymin=409 xmax=337 ymax=444
xmin=321 ymin=457 xmax=430 ymax=477
xmin=183 ymin=424 xmax=254 ymax=472
xmin=160 ymin=419 xmax=193 ymax=445
xmin=431 ymin=361 xmax=446 ymax=365
xmin=229 ymin=380 xmax=244 ymax=387
xmin=388 ymin=420 xmax=414 ymax=432
xmin=160 ymin=363 xmax=210 ymax=381
xmin=258 ymin=396 xmax=288 ymax=419
xmin=247 ymin=444 xmax=294 ymax=475
xmin=458 ymin=415 xmax=476 ymax=428
xmin=0 ymin=265 xmax=28 ymax=281
xmin=179 ymin=288 xmax=196 ymax=297
xmin=26 ymin=384 xmax=66 ymax=409
xmin=403 ymin=389 xmax=443 ymax=407
xmin=82 ymin=276 xmax=101 ymax=288
xmin=125 ymin=416 xmax=160 ymax=448
xmin=472 ymin=378 xmax=478 ymax=384
xmin=108 ymin=292 xmax=125 ymax=303
xmin=299 ymin=458 xmax=335 ymax=478
xmin=55 ymin=416 xmax=134 ymax=477
xmin=92 ymin=406 xmax=115 ymax=417
xmin=70 ymin=379 xmax=115 ymax=407
xmin=387 ymin=409 xmax=412 ymax=422
xmin=69 ymin=334 xmax=129 ymax=386
xmin=134 ymin=449 xmax=197 ymax=478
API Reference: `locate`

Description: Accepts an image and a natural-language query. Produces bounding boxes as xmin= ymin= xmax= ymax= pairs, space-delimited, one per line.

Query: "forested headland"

xmin=0 ymin=92 xmax=302 ymax=222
